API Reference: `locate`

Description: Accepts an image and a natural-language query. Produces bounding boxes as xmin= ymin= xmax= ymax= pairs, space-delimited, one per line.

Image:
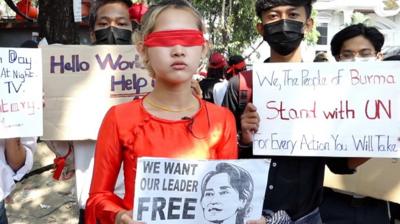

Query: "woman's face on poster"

xmin=201 ymin=173 xmax=244 ymax=223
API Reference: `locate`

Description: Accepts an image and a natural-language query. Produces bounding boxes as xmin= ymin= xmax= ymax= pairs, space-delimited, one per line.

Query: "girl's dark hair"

xmin=330 ymin=23 xmax=384 ymax=57
xmin=255 ymin=0 xmax=316 ymax=19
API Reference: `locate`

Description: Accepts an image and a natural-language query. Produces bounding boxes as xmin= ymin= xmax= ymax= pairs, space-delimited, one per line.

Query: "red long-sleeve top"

xmin=85 ymin=98 xmax=238 ymax=223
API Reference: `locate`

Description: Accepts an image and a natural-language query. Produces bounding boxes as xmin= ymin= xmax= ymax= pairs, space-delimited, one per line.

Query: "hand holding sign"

xmin=241 ymin=103 xmax=260 ymax=145
xmin=116 ymin=210 xmax=145 ymax=224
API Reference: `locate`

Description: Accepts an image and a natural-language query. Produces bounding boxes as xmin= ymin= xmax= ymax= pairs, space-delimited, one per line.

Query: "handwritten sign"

xmin=0 ymin=48 xmax=42 ymax=138
xmin=252 ymin=61 xmax=400 ymax=158
xmin=42 ymin=45 xmax=152 ymax=140
xmin=133 ymin=157 xmax=269 ymax=224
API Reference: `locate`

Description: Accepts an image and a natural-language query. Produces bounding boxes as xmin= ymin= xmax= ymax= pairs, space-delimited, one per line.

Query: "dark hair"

xmin=207 ymin=67 xmax=224 ymax=79
xmin=20 ymin=40 xmax=38 ymax=48
xmin=89 ymin=0 xmax=133 ymax=32
xmin=201 ymin=163 xmax=254 ymax=224
xmin=255 ymin=0 xmax=316 ymax=19
xmin=330 ymin=23 xmax=384 ymax=57
xmin=226 ymin=55 xmax=246 ymax=79
xmin=313 ymin=52 xmax=328 ymax=62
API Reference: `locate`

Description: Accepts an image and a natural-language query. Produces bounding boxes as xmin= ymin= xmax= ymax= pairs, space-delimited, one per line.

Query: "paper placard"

xmin=0 ymin=48 xmax=43 ymax=138
xmin=133 ymin=157 xmax=270 ymax=223
xmin=253 ymin=61 xmax=400 ymax=158
xmin=42 ymin=45 xmax=152 ymax=140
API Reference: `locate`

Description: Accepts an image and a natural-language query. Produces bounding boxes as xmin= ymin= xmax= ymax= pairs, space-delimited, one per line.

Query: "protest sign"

xmin=324 ymin=158 xmax=400 ymax=204
xmin=133 ymin=157 xmax=269 ymax=224
xmin=252 ymin=61 xmax=400 ymax=158
xmin=42 ymin=45 xmax=152 ymax=140
xmin=0 ymin=48 xmax=42 ymax=138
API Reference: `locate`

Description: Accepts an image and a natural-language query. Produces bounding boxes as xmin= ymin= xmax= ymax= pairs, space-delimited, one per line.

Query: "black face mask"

xmin=94 ymin=26 xmax=132 ymax=45
xmin=263 ymin=19 xmax=304 ymax=56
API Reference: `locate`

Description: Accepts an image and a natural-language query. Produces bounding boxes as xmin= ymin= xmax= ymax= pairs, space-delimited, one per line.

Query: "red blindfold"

xmin=144 ymin=29 xmax=205 ymax=47
xmin=226 ymin=61 xmax=246 ymax=75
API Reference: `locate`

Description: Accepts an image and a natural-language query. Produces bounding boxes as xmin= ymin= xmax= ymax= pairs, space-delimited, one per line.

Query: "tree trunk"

xmin=38 ymin=0 xmax=79 ymax=44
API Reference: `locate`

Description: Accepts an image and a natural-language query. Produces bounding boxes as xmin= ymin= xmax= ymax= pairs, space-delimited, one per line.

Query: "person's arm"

xmin=5 ymin=138 xmax=26 ymax=171
xmin=85 ymin=106 xmax=126 ymax=224
xmin=326 ymin=157 xmax=370 ymax=174
xmin=4 ymin=137 xmax=36 ymax=179
xmin=347 ymin=158 xmax=370 ymax=170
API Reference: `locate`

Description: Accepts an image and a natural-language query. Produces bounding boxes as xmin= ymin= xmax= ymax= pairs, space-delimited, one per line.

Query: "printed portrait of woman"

xmin=200 ymin=162 xmax=254 ymax=224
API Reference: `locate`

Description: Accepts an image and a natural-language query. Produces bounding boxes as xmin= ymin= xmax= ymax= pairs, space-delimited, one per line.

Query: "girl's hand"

xmin=115 ymin=210 xmax=146 ymax=224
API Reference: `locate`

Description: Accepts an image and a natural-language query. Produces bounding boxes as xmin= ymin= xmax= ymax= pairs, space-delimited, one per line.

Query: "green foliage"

xmin=351 ymin=12 xmax=371 ymax=26
xmin=192 ymin=0 xmax=259 ymax=55
xmin=305 ymin=8 xmax=320 ymax=45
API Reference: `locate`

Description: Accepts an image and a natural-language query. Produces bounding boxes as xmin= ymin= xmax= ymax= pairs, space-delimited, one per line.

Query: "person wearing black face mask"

xmin=262 ymin=19 xmax=305 ymax=56
xmin=94 ymin=26 xmax=133 ymax=45
xmin=222 ymin=1 xmax=365 ymax=224
xmin=44 ymin=1 xmax=136 ymax=224
xmin=89 ymin=0 xmax=134 ymax=45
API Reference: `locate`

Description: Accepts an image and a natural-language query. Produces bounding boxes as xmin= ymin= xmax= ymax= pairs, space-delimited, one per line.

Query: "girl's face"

xmin=143 ymin=8 xmax=207 ymax=84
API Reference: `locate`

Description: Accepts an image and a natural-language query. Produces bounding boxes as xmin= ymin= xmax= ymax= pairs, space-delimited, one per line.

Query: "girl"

xmin=85 ymin=1 xmax=238 ymax=223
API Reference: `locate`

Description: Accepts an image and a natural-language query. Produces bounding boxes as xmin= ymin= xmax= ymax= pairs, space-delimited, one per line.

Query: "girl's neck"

xmin=149 ymin=80 xmax=194 ymax=106
xmin=144 ymin=80 xmax=200 ymax=120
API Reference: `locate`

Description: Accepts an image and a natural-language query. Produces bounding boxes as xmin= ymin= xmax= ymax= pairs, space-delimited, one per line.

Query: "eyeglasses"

xmin=339 ymin=49 xmax=377 ymax=60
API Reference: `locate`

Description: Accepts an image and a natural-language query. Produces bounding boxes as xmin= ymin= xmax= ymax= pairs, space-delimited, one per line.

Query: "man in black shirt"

xmin=223 ymin=1 xmax=367 ymax=223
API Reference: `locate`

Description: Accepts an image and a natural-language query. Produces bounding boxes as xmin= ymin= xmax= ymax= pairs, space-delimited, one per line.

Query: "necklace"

xmin=145 ymin=97 xmax=197 ymax=112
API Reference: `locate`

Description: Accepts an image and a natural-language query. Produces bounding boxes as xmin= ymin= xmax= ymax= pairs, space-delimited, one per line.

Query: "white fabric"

xmin=0 ymin=137 xmax=36 ymax=200
xmin=212 ymin=79 xmax=229 ymax=105
xmin=48 ymin=140 xmax=125 ymax=209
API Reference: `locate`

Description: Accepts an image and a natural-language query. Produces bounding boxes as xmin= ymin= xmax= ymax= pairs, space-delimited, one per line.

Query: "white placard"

xmin=0 ymin=48 xmax=43 ymax=138
xmin=133 ymin=157 xmax=270 ymax=224
xmin=253 ymin=61 xmax=400 ymax=158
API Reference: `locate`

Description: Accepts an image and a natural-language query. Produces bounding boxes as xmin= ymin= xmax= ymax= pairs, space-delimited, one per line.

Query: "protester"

xmin=85 ymin=1 xmax=241 ymax=223
xmin=199 ymin=52 xmax=227 ymax=103
xmin=319 ymin=23 xmax=390 ymax=224
xmin=223 ymin=1 xmax=368 ymax=223
xmin=213 ymin=55 xmax=246 ymax=105
xmin=383 ymin=55 xmax=400 ymax=224
xmin=0 ymin=138 xmax=36 ymax=223
xmin=44 ymin=1 xmax=135 ymax=223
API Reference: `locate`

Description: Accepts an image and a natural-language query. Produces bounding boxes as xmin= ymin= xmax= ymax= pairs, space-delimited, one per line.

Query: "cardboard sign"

xmin=0 ymin=48 xmax=42 ymax=138
xmin=324 ymin=158 xmax=400 ymax=203
xmin=42 ymin=45 xmax=153 ymax=140
xmin=133 ymin=157 xmax=270 ymax=223
xmin=252 ymin=61 xmax=400 ymax=158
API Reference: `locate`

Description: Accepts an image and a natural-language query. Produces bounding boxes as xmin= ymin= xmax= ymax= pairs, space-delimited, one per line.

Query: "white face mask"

xmin=341 ymin=56 xmax=377 ymax=62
